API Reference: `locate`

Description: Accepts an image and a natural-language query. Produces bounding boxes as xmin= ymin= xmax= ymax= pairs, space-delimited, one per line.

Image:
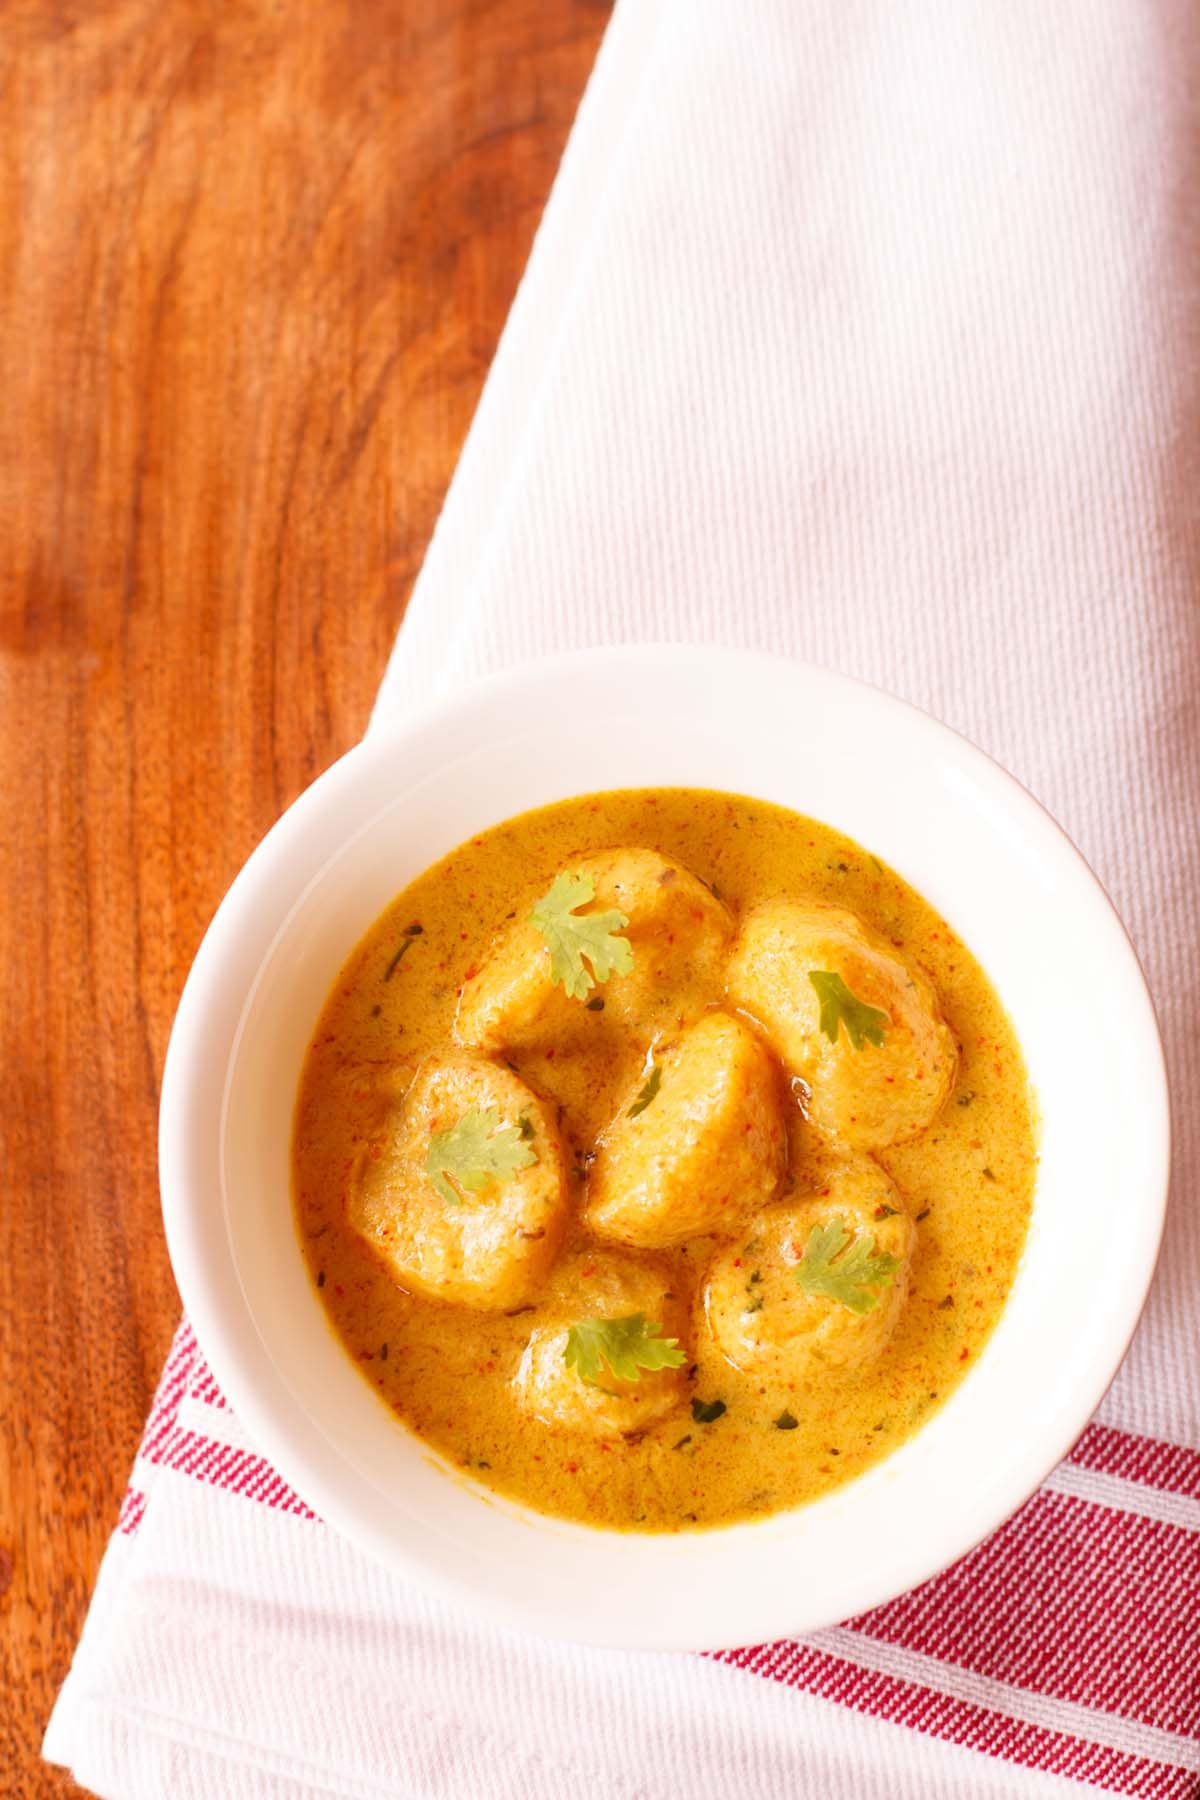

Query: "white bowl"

xmin=159 ymin=647 xmax=1169 ymax=1650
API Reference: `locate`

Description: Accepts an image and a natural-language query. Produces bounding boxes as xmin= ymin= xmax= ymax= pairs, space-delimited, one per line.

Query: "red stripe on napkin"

xmin=190 ymin=1362 xmax=230 ymax=1410
xmin=849 ymin=1492 xmax=1200 ymax=1734
xmin=143 ymin=1425 xmax=318 ymax=1521
xmin=1069 ymin=1426 xmax=1200 ymax=1500
xmin=713 ymin=1641 xmax=1196 ymax=1800
xmin=117 ymin=1488 xmax=147 ymax=1536
xmin=139 ymin=1317 xmax=198 ymax=1458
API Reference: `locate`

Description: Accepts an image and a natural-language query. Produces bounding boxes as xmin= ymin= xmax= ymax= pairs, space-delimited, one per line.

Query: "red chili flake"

xmin=545 ymin=1048 xmax=556 ymax=1060
xmin=580 ymin=1261 xmax=597 ymax=1277
xmin=732 ymin=1258 xmax=743 ymax=1268
xmin=334 ymin=1284 xmax=345 ymax=1296
xmin=464 ymin=965 xmax=479 ymax=981
xmin=564 ymin=1462 xmax=578 ymax=1475
xmin=959 ymin=1348 xmax=970 ymax=1361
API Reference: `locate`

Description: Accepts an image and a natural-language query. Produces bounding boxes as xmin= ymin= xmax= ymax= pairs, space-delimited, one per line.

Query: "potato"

xmin=455 ymin=848 xmax=731 ymax=1055
xmin=513 ymin=1250 xmax=688 ymax=1437
xmin=349 ymin=1052 xmax=567 ymax=1311
xmin=703 ymin=1160 xmax=916 ymax=1379
xmin=584 ymin=1011 xmax=785 ymax=1248
xmin=726 ymin=899 xmax=956 ymax=1149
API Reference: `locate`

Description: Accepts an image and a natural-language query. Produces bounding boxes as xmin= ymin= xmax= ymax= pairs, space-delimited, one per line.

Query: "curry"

xmin=293 ymin=788 xmax=1036 ymax=1532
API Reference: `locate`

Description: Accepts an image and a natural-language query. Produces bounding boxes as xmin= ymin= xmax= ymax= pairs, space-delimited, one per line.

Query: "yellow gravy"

xmin=293 ymin=788 xmax=1036 ymax=1531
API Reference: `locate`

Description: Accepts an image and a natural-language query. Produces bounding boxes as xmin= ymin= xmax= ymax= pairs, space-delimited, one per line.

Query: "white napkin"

xmin=46 ymin=2 xmax=1200 ymax=1795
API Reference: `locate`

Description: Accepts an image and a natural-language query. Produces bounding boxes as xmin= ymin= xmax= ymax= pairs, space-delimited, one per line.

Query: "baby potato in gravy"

xmin=293 ymin=789 xmax=1036 ymax=1532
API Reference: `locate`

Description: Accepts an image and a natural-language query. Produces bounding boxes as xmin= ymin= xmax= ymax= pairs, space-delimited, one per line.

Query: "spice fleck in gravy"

xmin=293 ymin=789 xmax=1035 ymax=1532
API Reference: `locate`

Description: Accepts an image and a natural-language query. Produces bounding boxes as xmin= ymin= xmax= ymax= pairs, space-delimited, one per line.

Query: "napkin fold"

xmin=47 ymin=1 xmax=1200 ymax=1795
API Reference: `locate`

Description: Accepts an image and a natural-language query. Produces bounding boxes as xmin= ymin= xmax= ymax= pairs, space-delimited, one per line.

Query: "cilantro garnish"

xmin=564 ymin=1313 xmax=686 ymax=1385
xmin=425 ymin=1107 xmax=537 ymax=1205
xmin=692 ymin=1397 xmax=727 ymax=1424
xmin=807 ymin=970 xmax=888 ymax=1049
xmin=531 ymin=872 xmax=634 ymax=1001
xmin=628 ymin=1063 xmax=662 ymax=1118
xmin=774 ymin=1410 xmax=799 ymax=1431
xmin=793 ymin=1217 xmax=899 ymax=1315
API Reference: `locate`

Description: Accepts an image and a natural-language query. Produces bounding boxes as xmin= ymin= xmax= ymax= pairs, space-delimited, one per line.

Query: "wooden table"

xmin=0 ymin=4 xmax=607 ymax=1790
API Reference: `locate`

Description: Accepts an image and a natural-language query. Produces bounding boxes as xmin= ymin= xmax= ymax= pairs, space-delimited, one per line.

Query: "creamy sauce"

xmin=293 ymin=789 xmax=1036 ymax=1532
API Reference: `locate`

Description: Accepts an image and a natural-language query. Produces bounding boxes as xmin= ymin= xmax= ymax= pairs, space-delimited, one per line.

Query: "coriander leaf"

xmin=531 ymin=872 xmax=634 ymax=1001
xmin=692 ymin=1397 xmax=727 ymax=1424
xmin=808 ymin=970 xmax=888 ymax=1050
xmin=563 ymin=1313 xmax=686 ymax=1385
xmin=774 ymin=1410 xmax=799 ymax=1431
xmin=425 ymin=1107 xmax=536 ymax=1205
xmin=794 ymin=1217 xmax=899 ymax=1315
xmin=628 ymin=1063 xmax=662 ymax=1118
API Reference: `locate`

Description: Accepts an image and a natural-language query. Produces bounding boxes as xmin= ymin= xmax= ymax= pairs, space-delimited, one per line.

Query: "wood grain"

xmin=0 ymin=3 xmax=607 ymax=1791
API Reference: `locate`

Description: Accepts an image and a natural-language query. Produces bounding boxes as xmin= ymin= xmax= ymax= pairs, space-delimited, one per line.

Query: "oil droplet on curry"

xmin=293 ymin=789 xmax=1036 ymax=1532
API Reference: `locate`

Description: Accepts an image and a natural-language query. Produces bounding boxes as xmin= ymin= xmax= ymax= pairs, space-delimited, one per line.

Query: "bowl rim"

xmin=159 ymin=644 xmax=1171 ymax=1648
